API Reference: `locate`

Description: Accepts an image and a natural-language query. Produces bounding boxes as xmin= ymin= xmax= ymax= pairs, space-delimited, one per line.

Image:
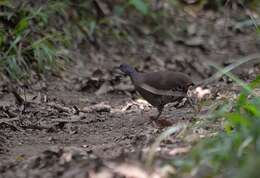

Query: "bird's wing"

xmin=140 ymin=71 xmax=192 ymax=90
xmin=138 ymin=83 xmax=187 ymax=97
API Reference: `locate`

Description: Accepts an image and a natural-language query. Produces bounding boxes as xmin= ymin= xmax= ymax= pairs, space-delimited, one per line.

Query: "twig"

xmin=0 ymin=117 xmax=20 ymax=123
xmin=0 ymin=117 xmax=21 ymax=131
xmin=11 ymin=90 xmax=25 ymax=105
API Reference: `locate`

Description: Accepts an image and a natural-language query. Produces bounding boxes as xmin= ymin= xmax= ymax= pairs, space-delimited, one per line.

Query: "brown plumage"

xmin=119 ymin=64 xmax=193 ymax=119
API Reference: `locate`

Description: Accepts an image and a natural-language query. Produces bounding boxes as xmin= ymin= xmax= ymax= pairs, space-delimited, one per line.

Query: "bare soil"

xmin=0 ymin=7 xmax=259 ymax=178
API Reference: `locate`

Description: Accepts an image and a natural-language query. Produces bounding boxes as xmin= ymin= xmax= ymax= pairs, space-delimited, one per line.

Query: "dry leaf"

xmin=168 ymin=146 xmax=190 ymax=156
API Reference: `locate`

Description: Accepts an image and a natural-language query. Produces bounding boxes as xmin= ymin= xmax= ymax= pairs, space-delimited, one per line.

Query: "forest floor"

xmin=0 ymin=6 xmax=259 ymax=178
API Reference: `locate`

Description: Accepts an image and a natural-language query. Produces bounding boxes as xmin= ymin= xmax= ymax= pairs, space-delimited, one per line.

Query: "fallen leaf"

xmin=168 ymin=146 xmax=190 ymax=156
xmin=82 ymin=102 xmax=111 ymax=113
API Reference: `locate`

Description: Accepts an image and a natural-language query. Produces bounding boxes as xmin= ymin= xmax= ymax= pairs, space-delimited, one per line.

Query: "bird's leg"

xmin=187 ymin=97 xmax=198 ymax=112
xmin=154 ymin=106 xmax=163 ymax=120
xmin=140 ymin=107 xmax=145 ymax=118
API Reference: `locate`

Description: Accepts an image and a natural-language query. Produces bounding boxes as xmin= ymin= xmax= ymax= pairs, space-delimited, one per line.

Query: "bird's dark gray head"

xmin=118 ymin=64 xmax=136 ymax=76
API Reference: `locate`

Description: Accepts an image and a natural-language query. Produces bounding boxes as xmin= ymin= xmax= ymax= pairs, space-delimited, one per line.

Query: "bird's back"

xmin=133 ymin=71 xmax=193 ymax=92
xmin=131 ymin=70 xmax=193 ymax=107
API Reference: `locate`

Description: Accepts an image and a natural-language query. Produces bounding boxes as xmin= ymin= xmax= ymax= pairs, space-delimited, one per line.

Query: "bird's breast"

xmin=136 ymin=86 xmax=184 ymax=107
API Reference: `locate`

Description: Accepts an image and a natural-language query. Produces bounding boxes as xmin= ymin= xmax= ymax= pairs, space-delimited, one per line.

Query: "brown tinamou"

xmin=118 ymin=64 xmax=194 ymax=120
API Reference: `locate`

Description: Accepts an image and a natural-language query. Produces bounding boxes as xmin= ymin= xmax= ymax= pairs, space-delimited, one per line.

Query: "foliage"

xmin=174 ymin=75 xmax=260 ymax=178
xmin=0 ymin=0 xmax=259 ymax=81
xmin=0 ymin=0 xmax=70 ymax=80
xmin=0 ymin=0 xmax=154 ymax=80
xmin=128 ymin=0 xmax=149 ymax=15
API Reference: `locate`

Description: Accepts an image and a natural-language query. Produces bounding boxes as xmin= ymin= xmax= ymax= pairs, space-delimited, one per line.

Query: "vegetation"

xmin=0 ymin=0 xmax=259 ymax=80
xmin=171 ymin=74 xmax=260 ymax=178
xmin=0 ymin=1 xmax=68 ymax=80
xmin=0 ymin=0 xmax=155 ymax=80
xmin=168 ymin=2 xmax=260 ymax=177
xmin=0 ymin=0 xmax=260 ymax=177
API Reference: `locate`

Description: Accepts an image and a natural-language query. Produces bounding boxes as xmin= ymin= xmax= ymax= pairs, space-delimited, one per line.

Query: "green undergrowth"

xmin=171 ymin=75 xmax=260 ymax=178
xmin=0 ymin=0 xmax=70 ymax=80
xmin=0 ymin=0 xmax=167 ymax=81
xmin=0 ymin=0 xmax=259 ymax=81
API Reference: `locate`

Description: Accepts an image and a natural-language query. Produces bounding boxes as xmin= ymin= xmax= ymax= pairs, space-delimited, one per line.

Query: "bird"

xmin=118 ymin=63 xmax=194 ymax=120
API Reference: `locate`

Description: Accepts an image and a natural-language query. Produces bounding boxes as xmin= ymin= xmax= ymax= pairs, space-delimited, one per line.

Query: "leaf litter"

xmin=0 ymin=2 xmax=260 ymax=178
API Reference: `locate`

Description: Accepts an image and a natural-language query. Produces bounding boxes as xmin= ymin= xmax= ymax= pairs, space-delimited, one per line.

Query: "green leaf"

xmin=114 ymin=5 xmax=125 ymax=16
xmin=0 ymin=30 xmax=4 ymax=47
xmin=0 ymin=0 xmax=13 ymax=7
xmin=256 ymin=27 xmax=260 ymax=34
xmin=243 ymin=102 xmax=260 ymax=117
xmin=5 ymin=35 xmax=21 ymax=57
xmin=249 ymin=75 xmax=260 ymax=89
xmin=129 ymin=0 xmax=148 ymax=15
xmin=224 ymin=121 xmax=234 ymax=133
xmin=15 ymin=18 xmax=29 ymax=35
xmin=250 ymin=97 xmax=260 ymax=108
xmin=88 ymin=21 xmax=96 ymax=36
xmin=225 ymin=112 xmax=251 ymax=127
xmin=237 ymin=93 xmax=247 ymax=109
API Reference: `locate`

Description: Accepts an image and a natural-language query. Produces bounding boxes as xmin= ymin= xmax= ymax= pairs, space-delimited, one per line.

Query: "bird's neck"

xmin=128 ymin=70 xmax=140 ymax=81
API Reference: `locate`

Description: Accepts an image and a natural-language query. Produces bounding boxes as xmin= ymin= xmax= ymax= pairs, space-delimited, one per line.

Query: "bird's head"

xmin=118 ymin=64 xmax=136 ymax=76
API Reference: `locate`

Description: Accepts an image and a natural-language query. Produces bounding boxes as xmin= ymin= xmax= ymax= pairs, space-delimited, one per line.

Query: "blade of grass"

xmin=201 ymin=53 xmax=260 ymax=85
xmin=4 ymin=35 xmax=21 ymax=57
xmin=145 ymin=123 xmax=186 ymax=167
xmin=210 ymin=64 xmax=253 ymax=95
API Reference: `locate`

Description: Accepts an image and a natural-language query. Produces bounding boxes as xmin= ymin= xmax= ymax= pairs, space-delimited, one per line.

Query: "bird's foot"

xmin=150 ymin=116 xmax=173 ymax=128
xmin=150 ymin=115 xmax=160 ymax=121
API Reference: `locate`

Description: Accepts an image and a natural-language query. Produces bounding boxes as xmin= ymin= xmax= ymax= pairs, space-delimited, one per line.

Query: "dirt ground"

xmin=0 ymin=6 xmax=259 ymax=178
